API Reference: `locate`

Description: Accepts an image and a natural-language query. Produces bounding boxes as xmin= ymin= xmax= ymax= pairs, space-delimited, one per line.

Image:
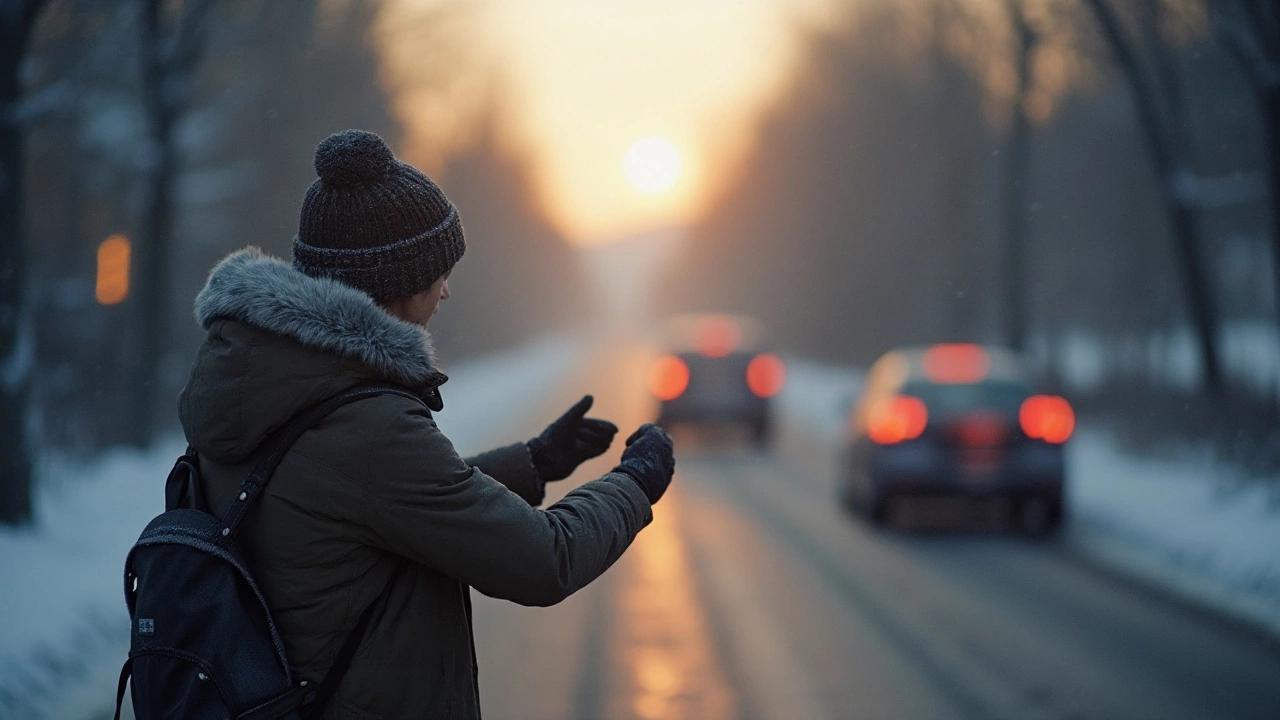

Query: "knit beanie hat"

xmin=293 ymin=130 xmax=465 ymax=303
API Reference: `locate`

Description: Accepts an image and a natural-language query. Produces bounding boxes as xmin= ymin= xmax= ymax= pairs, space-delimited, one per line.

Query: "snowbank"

xmin=0 ymin=441 xmax=181 ymax=719
xmin=1033 ymin=321 xmax=1280 ymax=396
xmin=0 ymin=336 xmax=583 ymax=720
xmin=1068 ymin=430 xmax=1280 ymax=637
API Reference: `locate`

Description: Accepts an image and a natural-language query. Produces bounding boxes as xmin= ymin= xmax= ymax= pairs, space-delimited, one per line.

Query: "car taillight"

xmin=866 ymin=395 xmax=928 ymax=444
xmin=746 ymin=354 xmax=786 ymax=398
xmin=696 ymin=316 xmax=740 ymax=357
xmin=649 ymin=355 xmax=690 ymax=401
xmin=923 ymin=343 xmax=989 ymax=384
xmin=1019 ymin=395 xmax=1074 ymax=444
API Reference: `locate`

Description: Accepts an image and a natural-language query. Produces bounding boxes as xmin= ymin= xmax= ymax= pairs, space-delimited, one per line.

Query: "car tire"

xmin=1016 ymin=496 xmax=1062 ymax=537
xmin=867 ymin=492 xmax=891 ymax=527
xmin=750 ymin=418 xmax=771 ymax=449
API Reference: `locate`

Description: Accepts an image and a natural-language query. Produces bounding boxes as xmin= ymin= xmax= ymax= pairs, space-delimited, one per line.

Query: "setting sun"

xmin=624 ymin=136 xmax=682 ymax=195
xmin=378 ymin=0 xmax=835 ymax=243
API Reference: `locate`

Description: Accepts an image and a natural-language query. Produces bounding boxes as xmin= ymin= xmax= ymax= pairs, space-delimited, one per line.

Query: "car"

xmin=648 ymin=314 xmax=786 ymax=447
xmin=838 ymin=343 xmax=1072 ymax=534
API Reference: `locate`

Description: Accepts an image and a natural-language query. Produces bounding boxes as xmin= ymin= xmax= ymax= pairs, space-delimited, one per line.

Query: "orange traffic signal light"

xmin=96 ymin=235 xmax=131 ymax=305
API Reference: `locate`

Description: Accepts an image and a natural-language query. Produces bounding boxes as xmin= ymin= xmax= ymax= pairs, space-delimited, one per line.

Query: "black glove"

xmin=527 ymin=395 xmax=618 ymax=483
xmin=613 ymin=423 xmax=675 ymax=505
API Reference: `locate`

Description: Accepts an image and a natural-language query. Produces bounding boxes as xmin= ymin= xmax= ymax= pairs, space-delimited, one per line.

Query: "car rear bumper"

xmin=868 ymin=441 xmax=1064 ymax=497
xmin=877 ymin=480 xmax=1063 ymax=500
xmin=658 ymin=397 xmax=769 ymax=424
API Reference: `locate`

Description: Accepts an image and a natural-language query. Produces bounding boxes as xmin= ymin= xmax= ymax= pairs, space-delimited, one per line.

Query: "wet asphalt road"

xmin=470 ymin=349 xmax=1280 ymax=720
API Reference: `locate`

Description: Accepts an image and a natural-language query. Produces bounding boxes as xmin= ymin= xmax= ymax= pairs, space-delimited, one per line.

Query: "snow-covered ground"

xmin=776 ymin=357 xmax=1280 ymax=639
xmin=0 ymin=337 xmax=583 ymax=720
xmin=1068 ymin=430 xmax=1280 ymax=637
xmin=1030 ymin=320 xmax=1280 ymax=397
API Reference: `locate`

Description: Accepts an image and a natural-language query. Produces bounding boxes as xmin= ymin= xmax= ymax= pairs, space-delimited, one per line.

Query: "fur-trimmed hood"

xmin=180 ymin=247 xmax=447 ymax=463
xmin=194 ymin=247 xmax=447 ymax=390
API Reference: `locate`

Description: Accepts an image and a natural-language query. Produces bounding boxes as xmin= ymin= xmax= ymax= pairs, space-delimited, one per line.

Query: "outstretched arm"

xmin=354 ymin=399 xmax=653 ymax=606
xmin=465 ymin=443 xmax=543 ymax=506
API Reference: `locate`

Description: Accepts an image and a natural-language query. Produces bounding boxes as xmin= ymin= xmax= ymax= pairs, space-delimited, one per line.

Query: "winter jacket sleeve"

xmin=464 ymin=443 xmax=544 ymax=507
xmin=351 ymin=397 xmax=653 ymax=607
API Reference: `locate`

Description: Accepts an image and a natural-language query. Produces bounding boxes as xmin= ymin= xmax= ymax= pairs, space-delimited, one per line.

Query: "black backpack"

xmin=115 ymin=383 xmax=424 ymax=720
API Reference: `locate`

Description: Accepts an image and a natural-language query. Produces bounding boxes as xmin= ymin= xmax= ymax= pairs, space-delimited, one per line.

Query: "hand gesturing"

xmin=614 ymin=423 xmax=675 ymax=504
xmin=527 ymin=395 xmax=619 ymax=483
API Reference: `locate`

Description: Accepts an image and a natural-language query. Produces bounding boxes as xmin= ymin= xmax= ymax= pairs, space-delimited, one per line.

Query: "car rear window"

xmin=903 ymin=379 xmax=1029 ymax=415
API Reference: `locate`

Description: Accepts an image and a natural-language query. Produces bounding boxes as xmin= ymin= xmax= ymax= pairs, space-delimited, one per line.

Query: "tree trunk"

xmin=0 ymin=3 xmax=44 ymax=525
xmin=1082 ymin=0 xmax=1223 ymax=393
xmin=1209 ymin=0 xmax=1280 ymax=373
xmin=1002 ymin=0 xmax=1034 ymax=352
xmin=128 ymin=0 xmax=179 ymax=446
xmin=1265 ymin=86 xmax=1280 ymax=345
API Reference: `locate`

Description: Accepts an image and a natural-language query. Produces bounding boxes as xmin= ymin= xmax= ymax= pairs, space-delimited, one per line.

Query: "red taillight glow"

xmin=866 ymin=395 xmax=928 ymax=444
xmin=746 ymin=354 xmax=786 ymax=398
xmin=1020 ymin=395 xmax=1074 ymax=444
xmin=923 ymin=343 xmax=989 ymax=384
xmin=649 ymin=355 xmax=690 ymax=401
xmin=953 ymin=413 xmax=1010 ymax=446
xmin=696 ymin=316 xmax=741 ymax=357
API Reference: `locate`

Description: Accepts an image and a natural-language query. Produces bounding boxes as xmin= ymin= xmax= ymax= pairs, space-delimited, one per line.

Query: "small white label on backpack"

xmin=138 ymin=618 xmax=155 ymax=634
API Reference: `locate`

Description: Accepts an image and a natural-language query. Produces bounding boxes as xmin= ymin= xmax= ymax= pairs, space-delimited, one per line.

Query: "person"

xmin=178 ymin=129 xmax=675 ymax=719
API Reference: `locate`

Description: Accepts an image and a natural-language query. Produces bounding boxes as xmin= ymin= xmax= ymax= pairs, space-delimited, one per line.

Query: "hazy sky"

xmin=382 ymin=0 xmax=838 ymax=244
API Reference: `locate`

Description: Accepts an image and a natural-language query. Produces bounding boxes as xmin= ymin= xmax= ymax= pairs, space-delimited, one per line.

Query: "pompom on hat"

xmin=293 ymin=130 xmax=465 ymax=303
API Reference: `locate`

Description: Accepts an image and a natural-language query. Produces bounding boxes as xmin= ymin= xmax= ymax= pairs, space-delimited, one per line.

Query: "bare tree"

xmin=0 ymin=0 xmax=50 ymax=524
xmin=1211 ymin=0 xmax=1280 ymax=332
xmin=928 ymin=1 xmax=995 ymax=342
xmin=1082 ymin=0 xmax=1224 ymax=392
xmin=1003 ymin=0 xmax=1037 ymax=352
xmin=129 ymin=0 xmax=216 ymax=445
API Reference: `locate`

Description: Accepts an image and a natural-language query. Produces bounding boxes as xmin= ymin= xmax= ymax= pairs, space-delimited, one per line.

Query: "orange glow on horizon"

xmin=377 ymin=0 xmax=837 ymax=245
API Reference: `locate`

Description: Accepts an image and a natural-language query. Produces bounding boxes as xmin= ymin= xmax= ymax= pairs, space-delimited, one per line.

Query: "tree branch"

xmin=1240 ymin=0 xmax=1279 ymax=55
xmin=172 ymin=0 xmax=216 ymax=74
xmin=1081 ymin=0 xmax=1175 ymax=174
xmin=1214 ymin=4 xmax=1280 ymax=95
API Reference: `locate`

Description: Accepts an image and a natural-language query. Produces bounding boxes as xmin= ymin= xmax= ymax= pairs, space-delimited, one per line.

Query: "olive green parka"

xmin=178 ymin=248 xmax=652 ymax=719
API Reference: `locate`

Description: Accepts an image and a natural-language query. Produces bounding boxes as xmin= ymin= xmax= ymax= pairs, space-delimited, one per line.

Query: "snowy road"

xmin=468 ymin=345 xmax=1280 ymax=720
xmin=7 ymin=339 xmax=1280 ymax=719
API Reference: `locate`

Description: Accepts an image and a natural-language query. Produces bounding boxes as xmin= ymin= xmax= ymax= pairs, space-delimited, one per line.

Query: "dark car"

xmin=649 ymin=314 xmax=785 ymax=447
xmin=838 ymin=344 xmax=1073 ymax=534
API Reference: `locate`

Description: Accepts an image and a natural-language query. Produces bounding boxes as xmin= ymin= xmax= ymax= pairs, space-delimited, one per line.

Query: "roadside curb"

xmin=1063 ymin=519 xmax=1280 ymax=648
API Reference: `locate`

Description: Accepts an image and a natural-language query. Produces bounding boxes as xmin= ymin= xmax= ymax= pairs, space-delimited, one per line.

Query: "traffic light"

xmin=96 ymin=234 xmax=131 ymax=305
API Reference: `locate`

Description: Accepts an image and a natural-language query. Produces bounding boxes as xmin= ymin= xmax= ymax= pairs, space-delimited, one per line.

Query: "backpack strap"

xmin=164 ymin=446 xmax=206 ymax=513
xmin=216 ymin=383 xmax=425 ymax=541
xmin=212 ymin=383 xmax=424 ymax=719
xmin=112 ymin=658 xmax=132 ymax=720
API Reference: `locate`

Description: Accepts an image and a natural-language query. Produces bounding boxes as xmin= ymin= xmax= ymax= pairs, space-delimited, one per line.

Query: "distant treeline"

xmin=662 ymin=0 xmax=1278 ymax=473
xmin=663 ymin=0 xmax=1272 ymax=383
